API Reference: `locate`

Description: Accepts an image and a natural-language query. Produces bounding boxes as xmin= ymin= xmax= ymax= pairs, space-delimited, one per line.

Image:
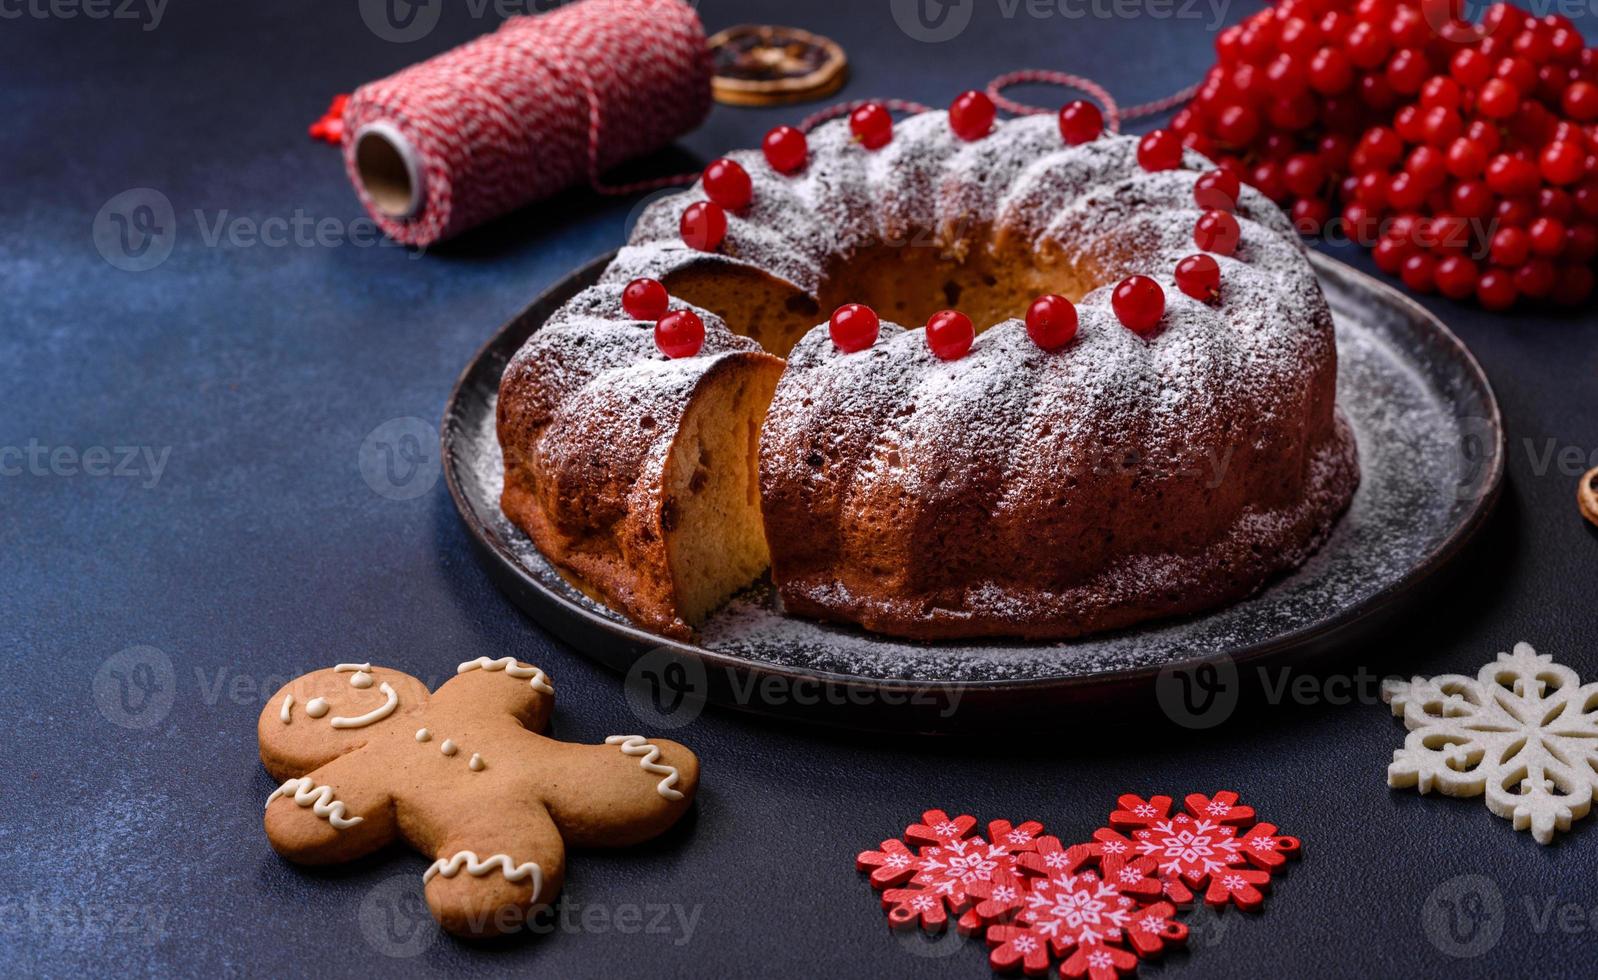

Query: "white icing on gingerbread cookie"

xmin=330 ymin=682 xmax=399 ymax=730
xmin=280 ymin=693 xmax=294 ymax=724
xmin=350 ymin=671 xmax=374 ymax=689
xmin=456 ymin=657 xmax=554 ymax=695
xmin=415 ymin=728 xmax=431 ymax=743
xmin=334 ymin=663 xmax=372 ymax=672
xmin=266 ymin=776 xmax=363 ymax=829
xmin=306 ymin=698 xmax=330 ymax=718
xmin=604 ymin=735 xmax=684 ymax=800
xmin=441 ymin=739 xmax=458 ymax=756
xmin=469 ymin=753 xmax=485 ymax=772
xmin=423 ymin=851 xmax=542 ymax=897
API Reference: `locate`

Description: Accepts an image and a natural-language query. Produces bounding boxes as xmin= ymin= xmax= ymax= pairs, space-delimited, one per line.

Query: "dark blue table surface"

xmin=4 ymin=1 xmax=1598 ymax=977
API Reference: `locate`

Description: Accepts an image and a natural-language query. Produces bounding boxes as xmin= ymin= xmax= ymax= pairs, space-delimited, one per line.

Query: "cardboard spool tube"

xmin=353 ymin=122 xmax=425 ymax=221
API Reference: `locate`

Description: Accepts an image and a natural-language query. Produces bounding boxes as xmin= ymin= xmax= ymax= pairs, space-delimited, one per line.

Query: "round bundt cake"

xmin=497 ymin=106 xmax=1359 ymax=642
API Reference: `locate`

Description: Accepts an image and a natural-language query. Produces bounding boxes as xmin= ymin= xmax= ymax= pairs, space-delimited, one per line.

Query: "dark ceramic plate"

xmin=443 ymin=251 xmax=1503 ymax=732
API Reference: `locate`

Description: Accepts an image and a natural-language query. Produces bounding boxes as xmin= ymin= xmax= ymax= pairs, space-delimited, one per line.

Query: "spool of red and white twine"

xmin=343 ymin=0 xmax=712 ymax=248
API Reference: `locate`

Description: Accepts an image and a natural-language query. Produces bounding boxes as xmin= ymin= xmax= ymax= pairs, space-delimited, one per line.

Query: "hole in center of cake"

xmin=657 ymin=243 xmax=1091 ymax=357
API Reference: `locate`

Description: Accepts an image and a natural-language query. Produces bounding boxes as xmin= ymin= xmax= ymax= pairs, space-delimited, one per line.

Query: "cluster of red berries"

xmin=1172 ymin=0 xmax=1598 ymax=310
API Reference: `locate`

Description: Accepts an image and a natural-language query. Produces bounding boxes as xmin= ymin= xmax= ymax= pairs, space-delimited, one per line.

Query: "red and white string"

xmin=342 ymin=0 xmax=712 ymax=247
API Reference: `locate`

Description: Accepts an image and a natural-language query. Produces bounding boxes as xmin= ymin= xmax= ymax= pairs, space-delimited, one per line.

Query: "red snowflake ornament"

xmin=990 ymin=840 xmax=1185 ymax=980
xmin=856 ymin=810 xmax=1041 ymax=934
xmin=1092 ymin=792 xmax=1299 ymax=911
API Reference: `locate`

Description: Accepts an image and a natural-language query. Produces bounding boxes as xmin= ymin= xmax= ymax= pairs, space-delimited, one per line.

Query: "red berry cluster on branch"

xmin=1176 ymin=0 xmax=1598 ymax=310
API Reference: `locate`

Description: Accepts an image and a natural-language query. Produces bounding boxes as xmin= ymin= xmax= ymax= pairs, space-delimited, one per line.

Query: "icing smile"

xmin=331 ymin=681 xmax=400 ymax=729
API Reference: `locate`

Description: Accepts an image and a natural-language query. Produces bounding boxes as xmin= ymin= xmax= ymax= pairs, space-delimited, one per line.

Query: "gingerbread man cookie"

xmin=257 ymin=658 xmax=699 ymax=937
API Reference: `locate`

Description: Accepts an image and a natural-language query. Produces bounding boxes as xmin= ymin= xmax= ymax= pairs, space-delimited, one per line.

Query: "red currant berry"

xmin=1495 ymin=56 xmax=1537 ymax=93
xmin=1567 ymin=225 xmax=1598 ymax=264
xmin=1552 ymin=265 xmax=1595 ymax=306
xmin=1215 ymin=104 xmax=1262 ymax=147
xmin=1512 ymin=26 xmax=1552 ymax=62
xmin=622 ymin=278 xmax=669 ymax=321
xmin=1137 ymin=129 xmax=1184 ymax=171
xmin=1112 ymin=276 xmax=1165 ymax=336
xmin=1318 ymin=134 xmax=1353 ymax=173
xmin=1283 ymin=154 xmax=1325 ymax=198
xmin=1445 ymin=137 xmax=1487 ymax=179
xmin=1389 ymin=6 xmax=1428 ymax=46
xmin=950 ymin=90 xmax=996 ymax=141
xmin=1577 ymin=183 xmax=1598 ymax=221
xmin=1496 ymin=196 xmax=1536 ymax=229
xmin=1540 ymin=141 xmax=1585 ymax=185
xmin=1343 ymin=202 xmax=1379 ymax=244
xmin=850 ymin=103 xmax=893 ymax=150
xmin=680 ymin=201 xmax=727 ymax=252
xmin=654 ymin=310 xmax=704 ymax=358
xmin=1513 ymin=258 xmax=1557 ymax=299
xmin=1175 ymin=253 xmax=1222 ymax=301
xmin=1451 ymin=180 xmax=1493 ymax=219
xmin=1195 ymin=210 xmax=1241 ymax=255
xmin=1490 ymin=227 xmax=1530 ymax=267
xmin=1420 ymin=107 xmax=1463 ymax=148
xmin=1345 ymin=21 xmax=1390 ymax=70
xmin=1434 ymin=255 xmax=1480 ymax=300
xmin=702 ymin=158 xmax=752 ymax=210
xmin=925 ymin=309 xmax=975 ymax=360
xmin=1058 ymin=100 xmax=1104 ymax=145
xmin=1181 ymin=132 xmax=1217 ymax=157
xmin=1265 ymin=54 xmax=1308 ymax=99
xmin=1372 ymin=236 xmax=1413 ymax=274
xmin=1450 ymin=48 xmax=1491 ymax=88
xmin=1025 ymin=294 xmax=1079 ymax=349
xmin=763 ymin=126 xmax=808 ymax=174
xmin=1359 ymin=74 xmax=1398 ymax=111
xmin=1387 ymin=172 xmax=1427 ymax=211
xmin=1563 ymin=81 xmax=1598 ymax=122
xmin=1251 ymin=160 xmax=1289 ymax=202
xmin=1485 ymin=154 xmax=1539 ymax=197
xmin=1528 ymin=217 xmax=1566 ymax=257
xmin=1194 ymin=169 xmax=1241 ymax=211
xmin=1431 ymin=216 xmax=1472 ymax=254
xmin=1475 ymin=268 xmax=1518 ymax=311
xmin=1216 ymin=25 xmax=1243 ymax=62
xmin=1420 ymin=76 xmax=1462 ymax=111
xmin=828 ymin=304 xmax=879 ymax=353
xmin=1477 ymin=78 xmax=1521 ymax=119
xmin=1278 ymin=16 xmax=1320 ymax=58
xmin=1385 ymin=48 xmax=1429 ymax=94
xmin=1406 ymin=146 xmax=1448 ymax=191
xmin=1393 ymin=104 xmax=1425 ymax=143
xmin=1291 ymin=197 xmax=1331 ymax=235
xmin=1356 ymin=126 xmax=1405 ymax=171
xmin=1400 ymin=252 xmax=1437 ymax=293
xmin=1539 ymin=188 xmax=1575 ymax=223
xmin=1308 ymin=46 xmax=1355 ymax=94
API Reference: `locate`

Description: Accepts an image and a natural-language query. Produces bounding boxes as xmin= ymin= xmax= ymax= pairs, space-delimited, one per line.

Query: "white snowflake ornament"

xmin=1382 ymin=642 xmax=1598 ymax=844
